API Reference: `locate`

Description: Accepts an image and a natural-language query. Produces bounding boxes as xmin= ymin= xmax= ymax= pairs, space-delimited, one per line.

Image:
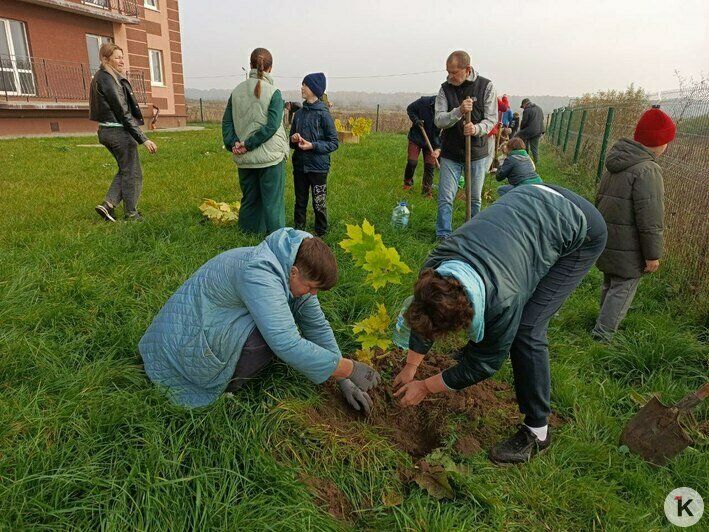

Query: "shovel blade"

xmin=620 ymin=397 xmax=694 ymax=466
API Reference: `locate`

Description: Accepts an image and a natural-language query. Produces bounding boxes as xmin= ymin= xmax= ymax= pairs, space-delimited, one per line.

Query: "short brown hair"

xmin=404 ymin=268 xmax=473 ymax=340
xmin=446 ymin=50 xmax=470 ymax=68
xmin=506 ymin=137 xmax=526 ymax=151
xmin=294 ymin=237 xmax=338 ymax=290
xmin=99 ymin=43 xmax=123 ymax=62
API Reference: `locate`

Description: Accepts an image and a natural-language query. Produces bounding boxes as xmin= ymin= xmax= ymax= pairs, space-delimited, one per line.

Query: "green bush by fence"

xmin=545 ymin=83 xmax=709 ymax=302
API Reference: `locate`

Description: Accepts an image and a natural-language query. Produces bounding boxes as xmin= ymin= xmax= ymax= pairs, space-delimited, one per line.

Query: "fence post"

xmin=548 ymin=110 xmax=555 ymax=138
xmin=573 ymin=109 xmax=588 ymax=163
xmin=199 ymin=98 xmax=204 ymax=123
xmin=552 ymin=109 xmax=560 ymax=138
xmin=375 ymin=104 xmax=380 ymax=132
xmin=596 ymin=107 xmax=615 ymax=181
xmin=556 ymin=109 xmax=566 ymax=146
xmin=562 ymin=109 xmax=574 ymax=152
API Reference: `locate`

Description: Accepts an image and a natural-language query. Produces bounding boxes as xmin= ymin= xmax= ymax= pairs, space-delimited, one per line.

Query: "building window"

xmin=83 ymin=0 xmax=110 ymax=9
xmin=86 ymin=34 xmax=112 ymax=75
xmin=144 ymin=0 xmax=158 ymax=11
xmin=148 ymin=49 xmax=164 ymax=86
xmin=0 ymin=18 xmax=34 ymax=96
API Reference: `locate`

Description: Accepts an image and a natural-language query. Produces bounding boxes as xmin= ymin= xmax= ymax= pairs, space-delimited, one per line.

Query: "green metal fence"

xmin=545 ymin=83 xmax=709 ymax=301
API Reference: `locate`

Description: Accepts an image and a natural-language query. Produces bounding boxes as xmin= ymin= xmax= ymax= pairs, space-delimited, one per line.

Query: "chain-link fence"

xmin=546 ymin=82 xmax=709 ymax=301
xmin=186 ymin=98 xmax=412 ymax=133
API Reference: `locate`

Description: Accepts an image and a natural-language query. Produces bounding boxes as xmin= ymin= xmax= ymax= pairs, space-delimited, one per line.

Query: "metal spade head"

xmin=620 ymin=396 xmax=694 ymax=466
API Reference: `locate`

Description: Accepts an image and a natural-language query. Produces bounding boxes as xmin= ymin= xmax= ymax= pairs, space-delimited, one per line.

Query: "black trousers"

xmin=226 ymin=328 xmax=274 ymax=392
xmin=294 ymin=171 xmax=328 ymax=236
xmin=509 ymin=186 xmax=607 ymax=427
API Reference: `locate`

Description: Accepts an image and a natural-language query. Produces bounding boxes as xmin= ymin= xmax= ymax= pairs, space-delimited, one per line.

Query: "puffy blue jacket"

xmin=289 ymin=100 xmax=338 ymax=173
xmin=139 ymin=228 xmax=342 ymax=407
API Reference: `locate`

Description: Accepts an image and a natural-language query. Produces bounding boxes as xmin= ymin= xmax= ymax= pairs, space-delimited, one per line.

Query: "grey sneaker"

xmin=489 ymin=425 xmax=552 ymax=464
xmin=95 ymin=201 xmax=116 ymax=222
xmin=124 ymin=211 xmax=144 ymax=222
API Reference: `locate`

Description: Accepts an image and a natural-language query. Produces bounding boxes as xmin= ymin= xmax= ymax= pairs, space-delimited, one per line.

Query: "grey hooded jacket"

xmin=595 ymin=137 xmax=664 ymax=278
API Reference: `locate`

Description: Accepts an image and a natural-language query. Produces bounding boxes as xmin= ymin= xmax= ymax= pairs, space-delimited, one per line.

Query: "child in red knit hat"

xmin=592 ymin=106 xmax=676 ymax=341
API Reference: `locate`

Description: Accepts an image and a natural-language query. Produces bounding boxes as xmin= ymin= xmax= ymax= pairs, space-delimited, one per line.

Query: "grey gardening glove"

xmin=349 ymin=360 xmax=381 ymax=392
xmin=338 ymin=378 xmax=373 ymax=415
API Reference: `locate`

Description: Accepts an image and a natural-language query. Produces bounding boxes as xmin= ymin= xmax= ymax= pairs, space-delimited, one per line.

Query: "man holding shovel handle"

xmin=433 ymin=50 xmax=498 ymax=240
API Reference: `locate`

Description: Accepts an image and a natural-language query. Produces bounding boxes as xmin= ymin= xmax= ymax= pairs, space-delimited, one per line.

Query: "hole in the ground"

xmin=306 ymin=352 xmax=527 ymax=458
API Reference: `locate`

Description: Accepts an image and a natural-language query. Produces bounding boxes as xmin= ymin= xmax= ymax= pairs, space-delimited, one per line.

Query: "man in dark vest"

xmin=434 ymin=50 xmax=498 ymax=240
xmin=516 ymin=98 xmax=545 ymax=163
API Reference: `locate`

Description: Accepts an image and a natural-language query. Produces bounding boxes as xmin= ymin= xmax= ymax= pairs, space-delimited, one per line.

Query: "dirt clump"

xmin=454 ymin=434 xmax=482 ymax=456
xmin=300 ymin=474 xmax=354 ymax=521
xmin=306 ymin=351 xmax=524 ymax=457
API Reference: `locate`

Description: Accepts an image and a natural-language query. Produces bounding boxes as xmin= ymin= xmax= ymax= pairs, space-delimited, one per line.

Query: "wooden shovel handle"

xmin=418 ymin=123 xmax=440 ymax=169
xmin=675 ymin=382 xmax=709 ymax=411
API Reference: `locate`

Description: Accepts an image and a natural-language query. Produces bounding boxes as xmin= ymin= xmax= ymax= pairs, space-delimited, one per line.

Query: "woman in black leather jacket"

xmin=90 ymin=43 xmax=157 ymax=222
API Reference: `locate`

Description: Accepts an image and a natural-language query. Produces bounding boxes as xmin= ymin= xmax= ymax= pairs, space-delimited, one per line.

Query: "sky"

xmin=180 ymin=0 xmax=708 ymax=97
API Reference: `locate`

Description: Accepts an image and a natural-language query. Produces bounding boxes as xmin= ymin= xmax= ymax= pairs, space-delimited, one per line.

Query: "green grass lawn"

xmin=0 ymin=126 xmax=706 ymax=530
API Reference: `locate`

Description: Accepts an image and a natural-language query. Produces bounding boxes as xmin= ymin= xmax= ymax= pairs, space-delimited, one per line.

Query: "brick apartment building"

xmin=0 ymin=0 xmax=186 ymax=135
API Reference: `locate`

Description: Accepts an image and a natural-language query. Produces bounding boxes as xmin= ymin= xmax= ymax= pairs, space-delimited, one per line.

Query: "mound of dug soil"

xmin=307 ymin=351 xmax=527 ymax=458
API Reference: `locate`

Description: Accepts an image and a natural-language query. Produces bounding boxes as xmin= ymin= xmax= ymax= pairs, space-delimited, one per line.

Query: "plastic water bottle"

xmin=391 ymin=295 xmax=413 ymax=349
xmin=391 ymin=201 xmax=410 ymax=229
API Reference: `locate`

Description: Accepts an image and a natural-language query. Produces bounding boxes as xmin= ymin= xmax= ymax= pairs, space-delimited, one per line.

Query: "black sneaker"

xmin=95 ymin=202 xmax=116 ymax=222
xmin=125 ymin=211 xmax=144 ymax=222
xmin=489 ymin=425 xmax=552 ymax=465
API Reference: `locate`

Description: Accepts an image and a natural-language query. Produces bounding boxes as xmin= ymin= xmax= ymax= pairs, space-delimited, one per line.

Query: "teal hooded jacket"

xmin=139 ymin=228 xmax=342 ymax=407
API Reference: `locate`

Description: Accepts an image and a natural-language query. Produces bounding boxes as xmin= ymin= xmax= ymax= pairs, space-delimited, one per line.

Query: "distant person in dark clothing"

xmin=403 ymin=96 xmax=441 ymax=198
xmin=516 ymin=98 xmax=545 ymax=163
xmin=509 ymin=112 xmax=520 ymax=137
xmin=284 ymin=101 xmax=302 ymax=125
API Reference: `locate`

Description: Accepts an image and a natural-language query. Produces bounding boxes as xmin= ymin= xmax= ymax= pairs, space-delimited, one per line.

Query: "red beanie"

xmin=634 ymin=107 xmax=676 ymax=147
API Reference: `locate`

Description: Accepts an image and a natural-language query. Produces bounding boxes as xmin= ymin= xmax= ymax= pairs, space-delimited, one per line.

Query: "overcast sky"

xmin=180 ymin=0 xmax=707 ymax=96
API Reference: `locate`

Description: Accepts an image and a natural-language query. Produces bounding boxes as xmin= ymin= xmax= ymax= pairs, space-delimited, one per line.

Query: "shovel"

xmin=417 ymin=123 xmax=440 ymax=169
xmin=620 ymin=382 xmax=708 ymax=465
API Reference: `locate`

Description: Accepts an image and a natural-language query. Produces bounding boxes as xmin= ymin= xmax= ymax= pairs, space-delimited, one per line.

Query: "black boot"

xmin=489 ymin=425 xmax=552 ymax=464
xmin=403 ymin=160 xmax=417 ymax=189
xmin=422 ymin=164 xmax=435 ymax=197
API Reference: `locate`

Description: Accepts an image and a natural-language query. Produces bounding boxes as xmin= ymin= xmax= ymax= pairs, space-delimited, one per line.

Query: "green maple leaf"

xmin=352 ymin=304 xmax=392 ymax=350
xmin=339 ymin=219 xmax=383 ymax=266
xmin=362 ymin=245 xmax=412 ymax=290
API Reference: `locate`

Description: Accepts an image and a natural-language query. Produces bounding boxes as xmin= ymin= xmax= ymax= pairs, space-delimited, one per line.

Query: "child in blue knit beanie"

xmin=289 ymin=72 xmax=339 ymax=236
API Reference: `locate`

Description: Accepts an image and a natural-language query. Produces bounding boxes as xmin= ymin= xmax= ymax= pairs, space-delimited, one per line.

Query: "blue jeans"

xmin=437 ymin=156 xmax=487 ymax=237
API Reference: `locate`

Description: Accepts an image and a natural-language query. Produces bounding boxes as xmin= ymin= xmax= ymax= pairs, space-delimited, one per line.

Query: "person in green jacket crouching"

xmin=139 ymin=228 xmax=380 ymax=412
xmin=392 ymin=184 xmax=607 ymax=464
xmin=222 ymin=47 xmax=289 ymax=234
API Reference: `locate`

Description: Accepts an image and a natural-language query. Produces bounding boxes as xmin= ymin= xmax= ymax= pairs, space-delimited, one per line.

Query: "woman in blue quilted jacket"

xmin=139 ymin=229 xmax=379 ymax=411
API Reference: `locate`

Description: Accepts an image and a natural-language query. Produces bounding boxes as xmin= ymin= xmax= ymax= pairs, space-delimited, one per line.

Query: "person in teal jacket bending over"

xmin=139 ymin=228 xmax=380 ymax=411
xmin=393 ymin=184 xmax=607 ymax=464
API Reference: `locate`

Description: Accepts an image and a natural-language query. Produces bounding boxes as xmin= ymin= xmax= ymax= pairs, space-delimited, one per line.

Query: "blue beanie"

xmin=303 ymin=72 xmax=326 ymax=98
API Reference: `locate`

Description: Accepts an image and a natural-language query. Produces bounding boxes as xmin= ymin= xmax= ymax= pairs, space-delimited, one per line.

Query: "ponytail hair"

xmin=249 ymin=47 xmax=273 ymax=99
